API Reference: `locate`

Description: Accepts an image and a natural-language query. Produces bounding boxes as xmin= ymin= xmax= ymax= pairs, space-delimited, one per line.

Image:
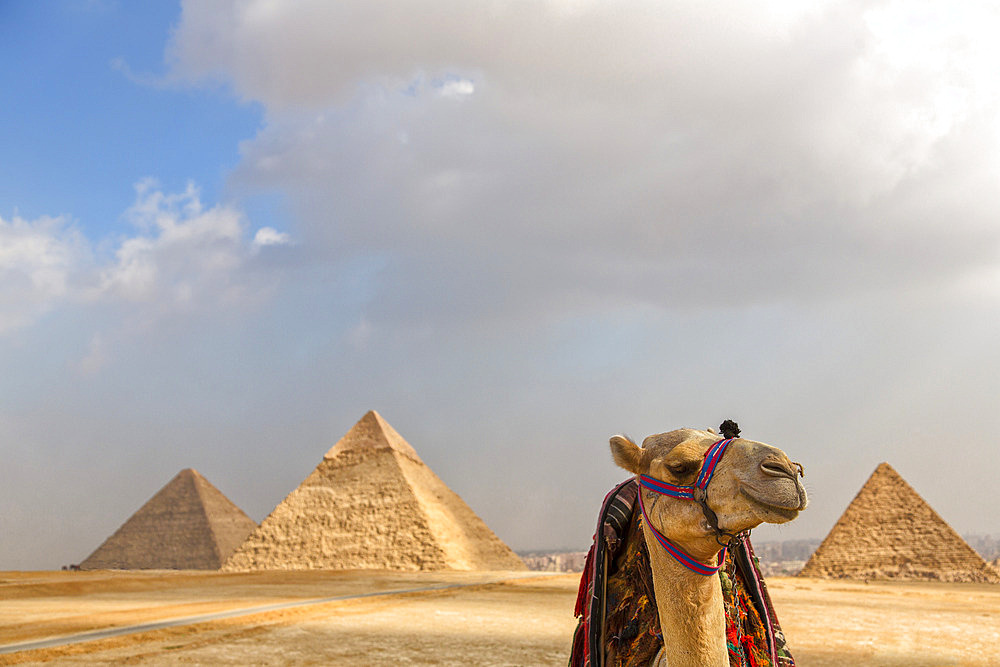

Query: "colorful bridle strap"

xmin=637 ymin=437 xmax=735 ymax=576
xmin=695 ymin=436 xmax=732 ymax=489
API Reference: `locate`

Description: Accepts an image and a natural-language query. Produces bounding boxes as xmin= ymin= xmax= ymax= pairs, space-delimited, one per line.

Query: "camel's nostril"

xmin=760 ymin=460 xmax=795 ymax=478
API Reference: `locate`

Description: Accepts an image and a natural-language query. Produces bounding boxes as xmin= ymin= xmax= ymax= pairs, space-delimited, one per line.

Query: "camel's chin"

xmin=740 ymin=487 xmax=805 ymax=524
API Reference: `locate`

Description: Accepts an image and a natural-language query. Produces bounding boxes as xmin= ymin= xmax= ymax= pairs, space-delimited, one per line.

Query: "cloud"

xmin=0 ymin=213 xmax=90 ymax=333
xmin=437 ymin=78 xmax=475 ymax=99
xmin=169 ymin=1 xmax=827 ymax=109
xmin=110 ymin=56 xmax=172 ymax=90
xmin=100 ymin=179 xmax=248 ymax=307
xmin=170 ymin=0 xmax=1000 ymax=331
xmin=253 ymin=226 xmax=292 ymax=247
xmin=1 ymin=180 xmax=282 ymax=339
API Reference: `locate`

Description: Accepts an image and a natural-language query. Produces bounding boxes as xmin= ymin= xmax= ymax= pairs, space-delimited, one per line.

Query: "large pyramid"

xmin=81 ymin=468 xmax=257 ymax=570
xmin=799 ymin=463 xmax=999 ymax=583
xmin=223 ymin=410 xmax=526 ymax=571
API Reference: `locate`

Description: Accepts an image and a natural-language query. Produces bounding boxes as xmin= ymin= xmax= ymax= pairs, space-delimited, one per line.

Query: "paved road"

xmin=0 ymin=573 xmax=550 ymax=655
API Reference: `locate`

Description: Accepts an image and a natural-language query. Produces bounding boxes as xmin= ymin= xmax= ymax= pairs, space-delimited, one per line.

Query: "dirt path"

xmin=0 ymin=569 xmax=528 ymax=646
xmin=0 ymin=576 xmax=545 ymax=655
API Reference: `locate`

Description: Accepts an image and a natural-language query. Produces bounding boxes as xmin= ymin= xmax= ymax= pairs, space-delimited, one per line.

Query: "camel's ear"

xmin=610 ymin=435 xmax=644 ymax=474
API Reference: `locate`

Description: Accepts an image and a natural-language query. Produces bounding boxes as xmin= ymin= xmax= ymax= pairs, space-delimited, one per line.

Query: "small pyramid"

xmin=81 ymin=469 xmax=257 ymax=570
xmin=799 ymin=463 xmax=999 ymax=583
xmin=223 ymin=410 xmax=526 ymax=571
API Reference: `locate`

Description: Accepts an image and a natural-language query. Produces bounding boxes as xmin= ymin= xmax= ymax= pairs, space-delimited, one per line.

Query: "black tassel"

xmin=719 ymin=419 xmax=741 ymax=439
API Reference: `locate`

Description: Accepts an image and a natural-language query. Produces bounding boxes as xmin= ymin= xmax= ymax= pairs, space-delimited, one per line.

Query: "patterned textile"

xmin=604 ymin=504 xmax=662 ymax=666
xmin=720 ymin=551 xmax=770 ymax=667
xmin=569 ymin=479 xmax=796 ymax=667
xmin=572 ymin=479 xmax=637 ymax=666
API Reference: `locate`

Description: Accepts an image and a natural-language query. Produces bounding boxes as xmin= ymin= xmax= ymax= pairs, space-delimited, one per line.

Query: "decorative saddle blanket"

xmin=569 ymin=479 xmax=795 ymax=667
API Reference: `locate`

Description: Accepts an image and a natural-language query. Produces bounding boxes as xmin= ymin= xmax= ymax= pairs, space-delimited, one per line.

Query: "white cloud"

xmin=100 ymin=180 xmax=248 ymax=308
xmin=1 ymin=181 xmax=275 ymax=339
xmin=253 ymin=226 xmax=291 ymax=247
xmin=165 ymin=0 xmax=1000 ymax=335
xmin=100 ymin=181 xmax=249 ymax=312
xmin=437 ymin=78 xmax=475 ymax=99
xmin=0 ymin=214 xmax=89 ymax=333
xmin=169 ymin=1 xmax=837 ymax=110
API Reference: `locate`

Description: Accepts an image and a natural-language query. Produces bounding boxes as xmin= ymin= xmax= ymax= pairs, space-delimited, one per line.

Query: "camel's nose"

xmin=760 ymin=456 xmax=797 ymax=479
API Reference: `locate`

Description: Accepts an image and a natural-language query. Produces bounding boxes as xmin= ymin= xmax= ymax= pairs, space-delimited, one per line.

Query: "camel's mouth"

xmin=740 ymin=483 xmax=807 ymax=523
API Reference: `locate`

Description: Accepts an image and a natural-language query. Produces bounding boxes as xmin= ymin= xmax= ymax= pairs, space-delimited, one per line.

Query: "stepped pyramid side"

xmin=223 ymin=411 xmax=525 ymax=571
xmin=799 ymin=463 xmax=999 ymax=583
xmin=395 ymin=449 xmax=526 ymax=570
xmin=81 ymin=469 xmax=257 ymax=570
xmin=223 ymin=446 xmax=449 ymax=570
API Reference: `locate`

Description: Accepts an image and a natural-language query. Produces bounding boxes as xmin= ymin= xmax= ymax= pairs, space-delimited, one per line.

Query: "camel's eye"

xmin=667 ymin=461 xmax=697 ymax=477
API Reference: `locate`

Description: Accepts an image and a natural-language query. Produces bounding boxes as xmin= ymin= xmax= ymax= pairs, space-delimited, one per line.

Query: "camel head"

xmin=610 ymin=428 xmax=807 ymax=548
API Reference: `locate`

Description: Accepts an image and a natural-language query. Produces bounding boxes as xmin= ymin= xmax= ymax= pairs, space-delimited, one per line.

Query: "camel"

xmin=609 ymin=426 xmax=807 ymax=667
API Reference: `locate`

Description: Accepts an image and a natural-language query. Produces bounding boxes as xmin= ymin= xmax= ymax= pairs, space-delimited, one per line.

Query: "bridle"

xmin=637 ymin=437 xmax=747 ymax=576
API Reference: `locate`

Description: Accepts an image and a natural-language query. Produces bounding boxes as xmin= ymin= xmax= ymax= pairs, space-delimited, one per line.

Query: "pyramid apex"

xmin=324 ymin=410 xmax=422 ymax=462
xmin=869 ymin=462 xmax=904 ymax=482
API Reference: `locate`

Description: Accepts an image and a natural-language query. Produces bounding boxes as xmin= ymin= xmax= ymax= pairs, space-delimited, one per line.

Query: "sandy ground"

xmin=767 ymin=577 xmax=1000 ymax=666
xmin=2 ymin=570 xmax=999 ymax=665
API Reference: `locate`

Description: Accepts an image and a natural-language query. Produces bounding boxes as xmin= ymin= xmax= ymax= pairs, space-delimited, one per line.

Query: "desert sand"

xmin=2 ymin=570 xmax=999 ymax=665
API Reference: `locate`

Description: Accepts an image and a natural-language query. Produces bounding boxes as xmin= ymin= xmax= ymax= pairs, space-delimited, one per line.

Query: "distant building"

xmin=521 ymin=551 xmax=588 ymax=572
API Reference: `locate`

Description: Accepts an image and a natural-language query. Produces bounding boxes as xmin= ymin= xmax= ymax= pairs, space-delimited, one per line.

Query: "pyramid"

xmin=222 ymin=410 xmax=526 ymax=571
xmin=799 ymin=463 xmax=999 ymax=583
xmin=81 ymin=469 xmax=257 ymax=570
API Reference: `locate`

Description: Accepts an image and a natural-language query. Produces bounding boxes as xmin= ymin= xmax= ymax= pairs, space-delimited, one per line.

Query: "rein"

xmin=638 ymin=437 xmax=742 ymax=576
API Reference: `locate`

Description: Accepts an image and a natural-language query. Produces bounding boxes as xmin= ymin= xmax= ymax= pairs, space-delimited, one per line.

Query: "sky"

xmin=2 ymin=0 xmax=999 ymax=570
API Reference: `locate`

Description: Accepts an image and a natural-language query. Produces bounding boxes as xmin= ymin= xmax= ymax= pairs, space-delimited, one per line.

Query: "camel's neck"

xmin=642 ymin=526 xmax=728 ymax=667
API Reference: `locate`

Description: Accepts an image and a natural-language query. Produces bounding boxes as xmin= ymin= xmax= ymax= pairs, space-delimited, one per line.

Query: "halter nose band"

xmin=637 ymin=438 xmax=736 ymax=576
